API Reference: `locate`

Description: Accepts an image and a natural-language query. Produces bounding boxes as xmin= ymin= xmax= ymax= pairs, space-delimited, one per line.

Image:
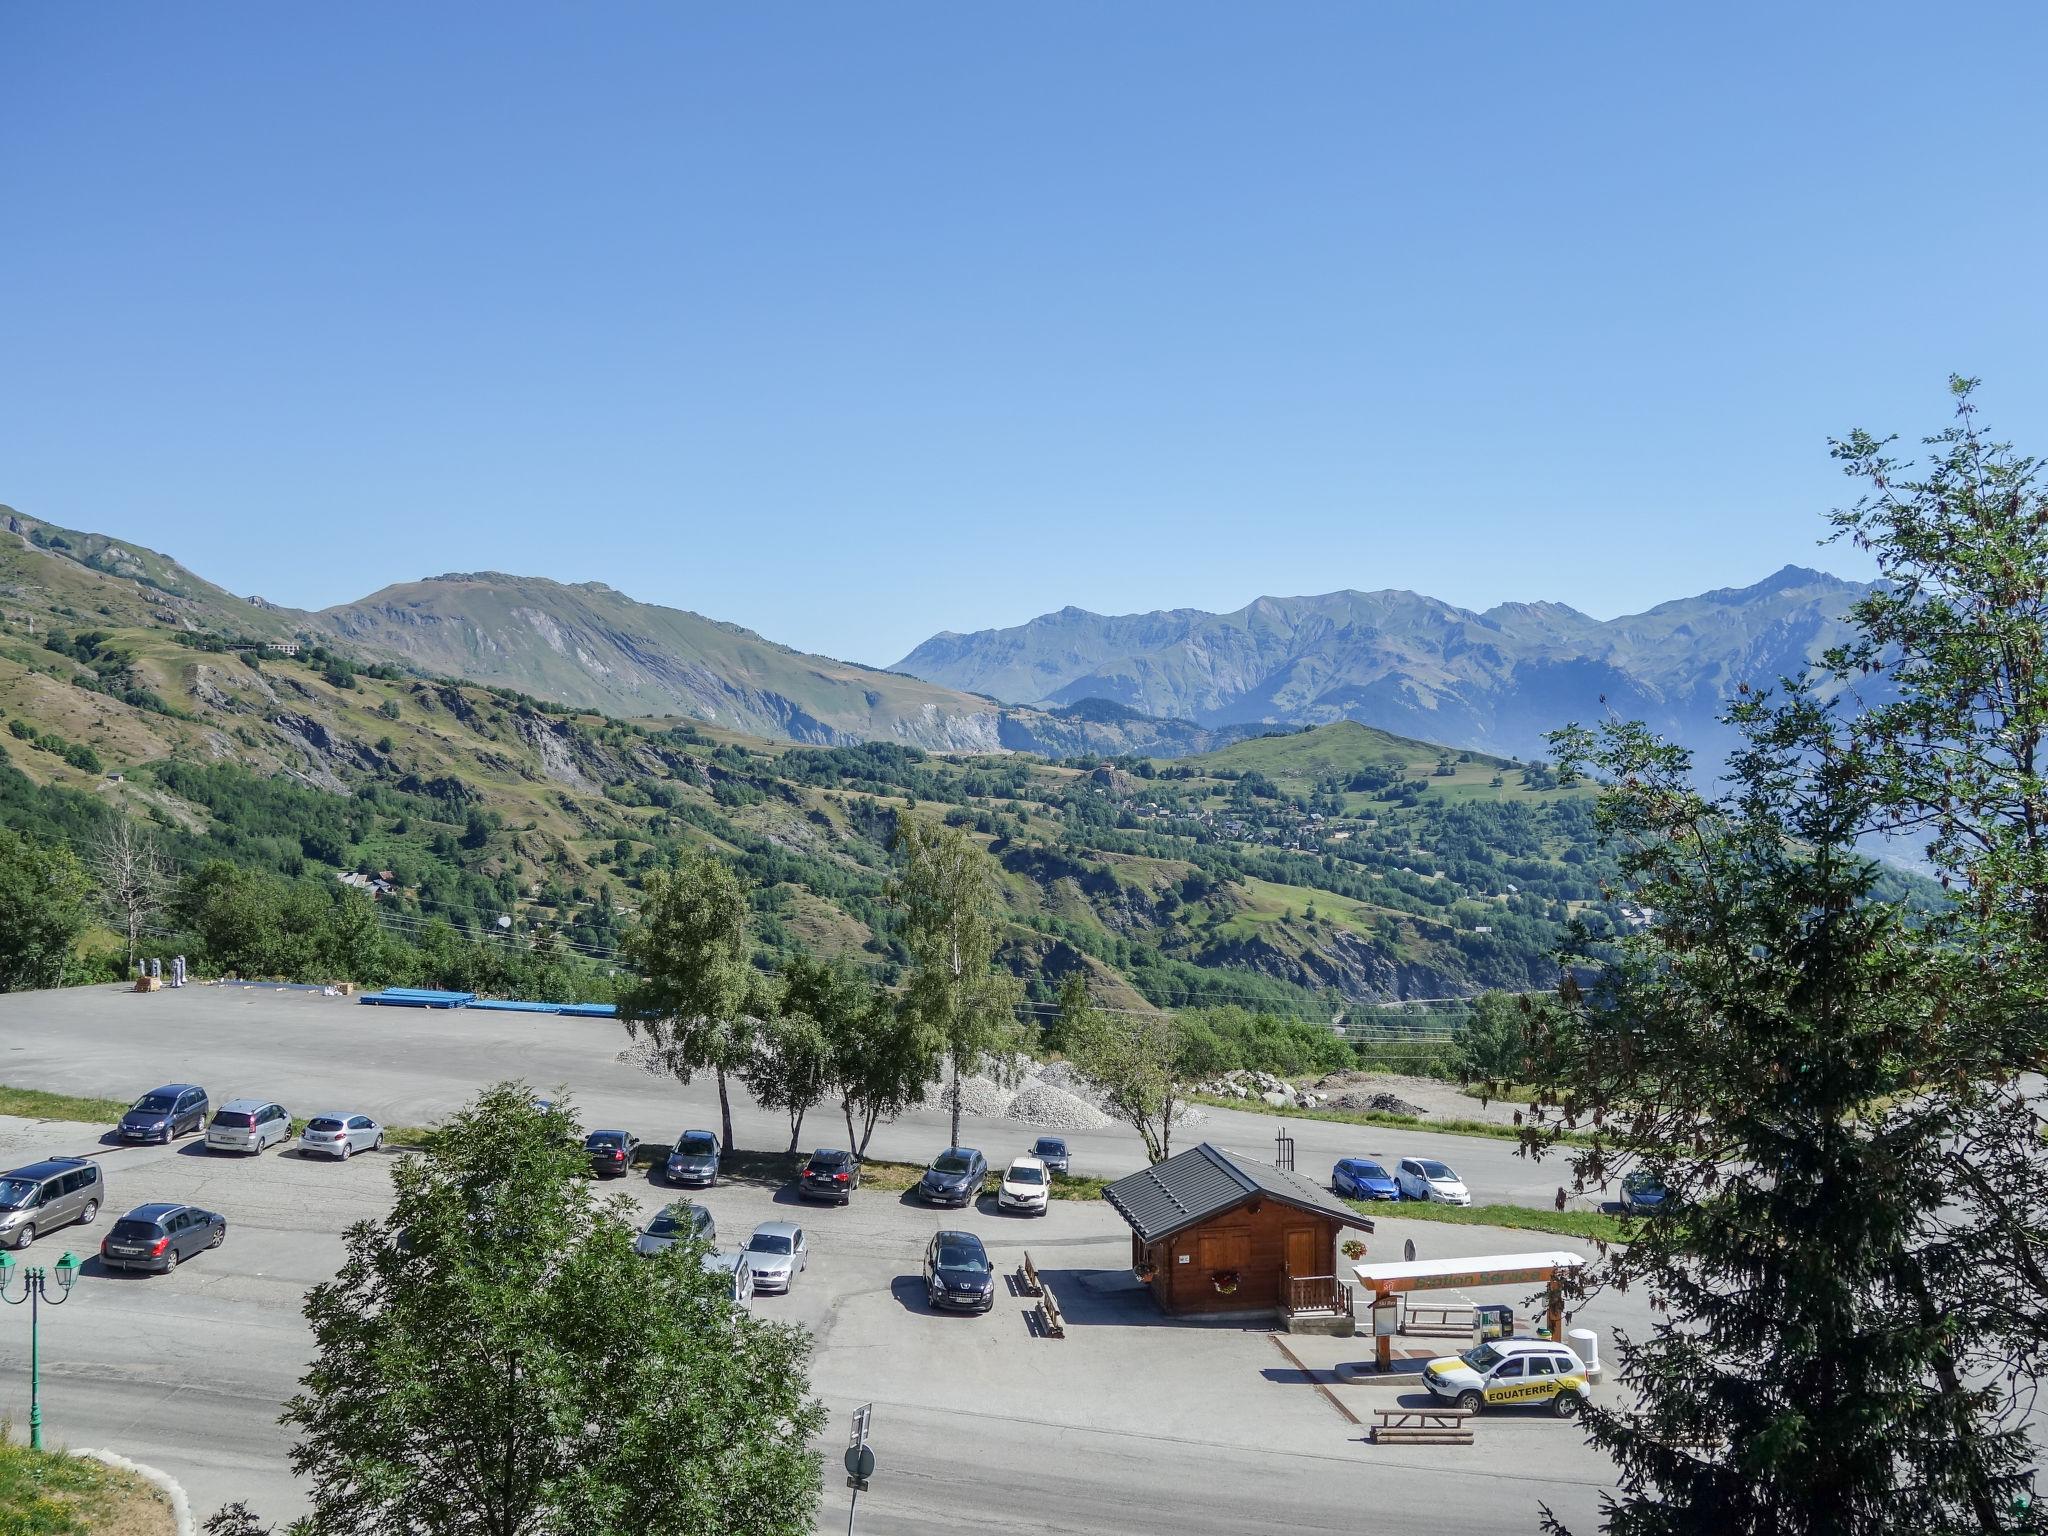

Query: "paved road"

xmin=0 ymin=985 xmax=1626 ymax=1533
xmin=0 ymin=984 xmax=1583 ymax=1208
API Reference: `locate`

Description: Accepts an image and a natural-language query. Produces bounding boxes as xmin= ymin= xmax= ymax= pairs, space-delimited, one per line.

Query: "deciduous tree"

xmin=89 ymin=816 xmax=170 ymax=970
xmin=619 ymin=854 xmax=756 ymax=1152
xmin=273 ymin=1083 xmax=823 ymax=1536
xmin=889 ymin=819 xmax=1023 ymax=1145
xmin=0 ymin=827 xmax=93 ymax=992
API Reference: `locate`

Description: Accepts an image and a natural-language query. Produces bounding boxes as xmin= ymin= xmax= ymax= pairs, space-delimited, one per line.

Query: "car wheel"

xmin=339 ymin=1140 xmax=352 ymax=1161
xmin=209 ymin=1224 xmax=225 ymax=1250
xmin=14 ymin=1223 xmax=33 ymax=1249
xmin=1455 ymin=1390 xmax=1482 ymax=1414
xmin=79 ymin=1199 xmax=98 ymax=1226
xmin=374 ymin=1133 xmax=384 ymax=1151
xmin=1552 ymin=1392 xmax=1581 ymax=1419
xmin=163 ymin=1249 xmax=179 ymax=1273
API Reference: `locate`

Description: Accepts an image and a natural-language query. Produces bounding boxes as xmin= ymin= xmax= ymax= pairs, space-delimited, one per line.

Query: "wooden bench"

xmin=1399 ymin=1301 xmax=1478 ymax=1338
xmin=1017 ymin=1252 xmax=1064 ymax=1337
xmin=1371 ymin=1406 xmax=1475 ymax=1445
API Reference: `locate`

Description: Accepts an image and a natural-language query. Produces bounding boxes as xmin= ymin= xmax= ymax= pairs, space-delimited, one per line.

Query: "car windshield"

xmin=677 ymin=1134 xmax=716 ymax=1156
xmin=937 ymin=1243 xmax=986 ymax=1270
xmin=0 ymin=1177 xmax=36 ymax=1209
xmin=307 ymin=1117 xmax=344 ymax=1132
xmin=1460 ymin=1343 xmax=1505 ymax=1372
xmin=212 ymin=1111 xmax=254 ymax=1127
xmin=1034 ymin=1139 xmax=1066 ymax=1154
xmin=110 ymin=1218 xmax=166 ymax=1239
xmin=932 ymin=1154 xmax=973 ymax=1175
xmin=588 ymin=1133 xmax=625 ymax=1149
xmin=1008 ymin=1165 xmax=1045 ymax=1185
xmin=1357 ymin=1162 xmax=1388 ymax=1179
xmin=747 ymin=1233 xmax=793 ymax=1255
xmin=646 ymin=1212 xmax=690 ymax=1238
xmin=133 ymin=1094 xmax=175 ymax=1114
xmin=810 ymin=1153 xmax=846 ymax=1168
xmin=1420 ymin=1160 xmax=1457 ymax=1180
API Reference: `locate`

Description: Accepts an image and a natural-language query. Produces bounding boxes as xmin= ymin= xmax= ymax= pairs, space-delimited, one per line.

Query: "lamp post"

xmin=0 ymin=1249 xmax=81 ymax=1449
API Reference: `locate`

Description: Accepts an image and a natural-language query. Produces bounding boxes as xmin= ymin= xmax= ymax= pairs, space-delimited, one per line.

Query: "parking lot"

xmin=0 ymin=984 xmax=1634 ymax=1533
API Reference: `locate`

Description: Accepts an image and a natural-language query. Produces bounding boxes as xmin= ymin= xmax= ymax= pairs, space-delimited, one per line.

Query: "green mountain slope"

xmin=894 ymin=569 xmax=1873 ymax=764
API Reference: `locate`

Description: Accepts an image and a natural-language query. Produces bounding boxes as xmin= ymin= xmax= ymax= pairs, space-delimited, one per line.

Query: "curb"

xmin=73 ymin=1448 xmax=195 ymax=1536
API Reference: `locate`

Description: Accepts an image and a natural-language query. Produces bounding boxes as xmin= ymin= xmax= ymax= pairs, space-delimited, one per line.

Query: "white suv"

xmin=1395 ymin=1156 xmax=1471 ymax=1204
xmin=1423 ymin=1338 xmax=1592 ymax=1416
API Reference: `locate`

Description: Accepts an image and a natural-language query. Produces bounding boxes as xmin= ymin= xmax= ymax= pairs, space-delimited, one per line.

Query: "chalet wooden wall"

xmin=1139 ymin=1200 xmax=1343 ymax=1315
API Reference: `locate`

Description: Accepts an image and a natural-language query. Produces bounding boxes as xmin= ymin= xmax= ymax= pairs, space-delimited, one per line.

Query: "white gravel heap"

xmin=1003 ymin=1080 xmax=1113 ymax=1131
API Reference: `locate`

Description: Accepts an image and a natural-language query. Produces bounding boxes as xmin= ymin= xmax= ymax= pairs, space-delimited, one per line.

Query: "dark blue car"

xmin=119 ymin=1085 xmax=208 ymax=1144
xmin=1332 ymin=1157 xmax=1400 ymax=1200
xmin=1620 ymin=1170 xmax=1669 ymax=1216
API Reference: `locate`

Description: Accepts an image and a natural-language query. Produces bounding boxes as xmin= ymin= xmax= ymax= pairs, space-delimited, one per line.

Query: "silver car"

xmin=206 ymin=1099 xmax=291 ymax=1155
xmin=298 ymin=1112 xmax=383 ymax=1160
xmin=634 ymin=1201 xmax=715 ymax=1257
xmin=743 ymin=1221 xmax=809 ymax=1293
xmin=0 ymin=1158 xmax=104 ymax=1250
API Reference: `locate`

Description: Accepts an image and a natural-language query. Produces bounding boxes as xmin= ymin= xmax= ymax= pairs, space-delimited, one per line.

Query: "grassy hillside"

xmin=0 ymin=513 xmax=1632 ymax=1041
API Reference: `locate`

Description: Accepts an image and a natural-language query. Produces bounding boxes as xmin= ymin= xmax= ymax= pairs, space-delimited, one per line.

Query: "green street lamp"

xmin=0 ymin=1248 xmax=81 ymax=1449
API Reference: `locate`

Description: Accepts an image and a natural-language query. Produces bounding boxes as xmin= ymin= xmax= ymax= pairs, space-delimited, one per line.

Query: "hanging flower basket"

xmin=1134 ymin=1263 xmax=1158 ymax=1283
xmin=1212 ymin=1269 xmax=1241 ymax=1297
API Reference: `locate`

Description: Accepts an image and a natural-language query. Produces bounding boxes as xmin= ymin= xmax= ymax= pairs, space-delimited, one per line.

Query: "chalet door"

xmin=1283 ymin=1225 xmax=1319 ymax=1278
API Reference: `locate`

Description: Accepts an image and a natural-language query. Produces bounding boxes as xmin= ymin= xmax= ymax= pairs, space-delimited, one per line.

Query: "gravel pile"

xmin=1324 ymin=1090 xmax=1424 ymax=1116
xmin=1003 ymin=1081 xmax=1113 ymax=1131
xmin=949 ymin=1075 xmax=1015 ymax=1118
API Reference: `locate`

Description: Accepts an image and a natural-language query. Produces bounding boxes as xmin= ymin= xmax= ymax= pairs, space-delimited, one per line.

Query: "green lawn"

xmin=0 ymin=1085 xmax=130 ymax=1124
xmin=1355 ymin=1197 xmax=1634 ymax=1245
xmin=0 ymin=1437 xmax=172 ymax=1534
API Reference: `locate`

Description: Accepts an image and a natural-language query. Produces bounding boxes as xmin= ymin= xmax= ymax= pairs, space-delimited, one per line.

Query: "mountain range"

xmin=2 ymin=504 xmax=1868 ymax=765
xmin=893 ymin=569 xmax=1873 ymax=764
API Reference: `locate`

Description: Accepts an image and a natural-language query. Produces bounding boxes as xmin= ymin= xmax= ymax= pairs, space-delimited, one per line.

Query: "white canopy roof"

xmin=1352 ymin=1250 xmax=1586 ymax=1295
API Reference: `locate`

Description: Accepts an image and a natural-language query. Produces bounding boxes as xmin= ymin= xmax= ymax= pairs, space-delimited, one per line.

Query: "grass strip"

xmin=1353 ymin=1197 xmax=1635 ymax=1245
xmin=1188 ymin=1090 xmax=1596 ymax=1148
xmin=0 ymin=1084 xmax=133 ymax=1123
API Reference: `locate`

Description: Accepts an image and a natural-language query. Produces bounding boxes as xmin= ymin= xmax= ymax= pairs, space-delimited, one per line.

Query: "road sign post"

xmin=845 ymin=1403 xmax=875 ymax=1535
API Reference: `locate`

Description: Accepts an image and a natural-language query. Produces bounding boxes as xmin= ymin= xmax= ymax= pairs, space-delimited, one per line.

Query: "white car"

xmin=1422 ymin=1338 xmax=1592 ymax=1417
xmin=998 ymin=1155 xmax=1051 ymax=1216
xmin=1396 ymin=1156 xmax=1471 ymax=1205
xmin=700 ymin=1249 xmax=755 ymax=1303
xmin=298 ymin=1112 xmax=384 ymax=1160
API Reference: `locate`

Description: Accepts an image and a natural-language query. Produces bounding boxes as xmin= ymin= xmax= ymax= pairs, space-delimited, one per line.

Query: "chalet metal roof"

xmin=1102 ymin=1142 xmax=1374 ymax=1243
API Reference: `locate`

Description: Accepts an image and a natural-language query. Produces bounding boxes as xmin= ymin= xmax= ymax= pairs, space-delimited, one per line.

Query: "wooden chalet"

xmin=1104 ymin=1142 xmax=1373 ymax=1325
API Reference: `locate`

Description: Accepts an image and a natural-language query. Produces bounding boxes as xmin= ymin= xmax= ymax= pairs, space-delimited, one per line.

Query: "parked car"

xmin=1395 ymin=1156 xmax=1471 ymax=1205
xmin=918 ymin=1147 xmax=987 ymax=1208
xmin=1422 ymin=1338 xmax=1592 ymax=1417
xmin=298 ymin=1113 xmax=384 ymax=1160
xmin=665 ymin=1129 xmax=721 ymax=1187
xmin=1331 ymin=1157 xmax=1400 ymax=1200
xmin=1620 ymin=1169 xmax=1669 ymax=1216
xmin=998 ymin=1156 xmax=1050 ymax=1216
xmin=0 ymin=1158 xmax=104 ymax=1250
xmin=799 ymin=1149 xmax=861 ymax=1204
xmin=206 ymin=1099 xmax=291 ymax=1156
xmin=1030 ymin=1135 xmax=1071 ymax=1174
xmin=635 ymin=1201 xmax=715 ymax=1258
xmin=99 ymin=1201 xmax=227 ymax=1275
xmin=923 ymin=1229 xmax=994 ymax=1313
xmin=585 ymin=1130 xmax=640 ymax=1178
xmin=743 ymin=1221 xmax=809 ymax=1293
xmin=700 ymin=1249 xmax=755 ymax=1303
xmin=118 ymin=1084 xmax=208 ymax=1144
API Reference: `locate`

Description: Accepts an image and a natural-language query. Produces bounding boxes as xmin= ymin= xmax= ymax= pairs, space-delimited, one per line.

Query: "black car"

xmin=923 ymin=1229 xmax=994 ymax=1312
xmin=799 ymin=1149 xmax=860 ymax=1204
xmin=585 ymin=1130 xmax=640 ymax=1178
xmin=665 ymin=1129 xmax=721 ymax=1187
xmin=1030 ymin=1136 xmax=1071 ymax=1175
xmin=119 ymin=1084 xmax=209 ymax=1144
xmin=99 ymin=1202 xmax=226 ymax=1274
xmin=918 ymin=1147 xmax=987 ymax=1207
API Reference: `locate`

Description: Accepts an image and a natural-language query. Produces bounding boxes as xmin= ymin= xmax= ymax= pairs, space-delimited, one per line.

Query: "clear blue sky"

xmin=4 ymin=4 xmax=2044 ymax=667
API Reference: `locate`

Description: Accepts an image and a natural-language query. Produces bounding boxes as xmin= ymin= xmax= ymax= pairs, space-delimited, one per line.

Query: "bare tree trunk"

xmin=947 ymin=1055 xmax=962 ymax=1147
xmin=715 ymin=1067 xmax=734 ymax=1155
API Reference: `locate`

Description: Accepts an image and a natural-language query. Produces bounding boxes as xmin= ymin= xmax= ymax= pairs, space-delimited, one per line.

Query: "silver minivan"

xmin=207 ymin=1099 xmax=292 ymax=1155
xmin=0 ymin=1157 xmax=106 ymax=1250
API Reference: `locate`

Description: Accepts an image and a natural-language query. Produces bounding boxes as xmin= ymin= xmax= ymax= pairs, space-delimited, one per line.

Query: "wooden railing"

xmin=1283 ymin=1274 xmax=1353 ymax=1317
